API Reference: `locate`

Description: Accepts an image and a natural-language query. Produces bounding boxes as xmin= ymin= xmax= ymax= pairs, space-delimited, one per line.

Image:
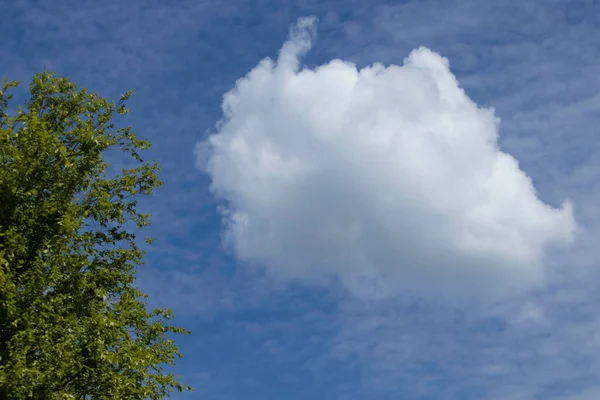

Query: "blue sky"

xmin=3 ymin=0 xmax=600 ymax=399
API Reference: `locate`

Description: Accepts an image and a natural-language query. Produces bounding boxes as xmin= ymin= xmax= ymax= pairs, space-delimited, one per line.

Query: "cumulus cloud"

xmin=195 ymin=17 xmax=577 ymax=297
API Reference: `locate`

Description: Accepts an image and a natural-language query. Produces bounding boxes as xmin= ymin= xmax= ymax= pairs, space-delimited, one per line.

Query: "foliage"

xmin=0 ymin=72 xmax=192 ymax=399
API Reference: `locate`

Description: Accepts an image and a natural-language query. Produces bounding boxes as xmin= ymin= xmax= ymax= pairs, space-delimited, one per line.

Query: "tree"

xmin=0 ymin=72 xmax=192 ymax=399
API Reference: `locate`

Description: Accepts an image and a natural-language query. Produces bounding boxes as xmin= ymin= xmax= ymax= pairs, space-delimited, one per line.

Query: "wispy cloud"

xmin=329 ymin=273 xmax=600 ymax=399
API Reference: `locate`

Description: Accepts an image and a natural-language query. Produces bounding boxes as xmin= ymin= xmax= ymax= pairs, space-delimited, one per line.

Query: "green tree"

xmin=0 ymin=72 xmax=192 ymax=399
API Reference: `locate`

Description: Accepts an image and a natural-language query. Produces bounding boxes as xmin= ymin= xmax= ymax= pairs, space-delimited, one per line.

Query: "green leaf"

xmin=0 ymin=71 xmax=192 ymax=399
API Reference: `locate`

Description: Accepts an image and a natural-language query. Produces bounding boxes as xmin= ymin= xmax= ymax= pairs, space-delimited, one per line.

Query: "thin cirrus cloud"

xmin=196 ymin=17 xmax=577 ymax=298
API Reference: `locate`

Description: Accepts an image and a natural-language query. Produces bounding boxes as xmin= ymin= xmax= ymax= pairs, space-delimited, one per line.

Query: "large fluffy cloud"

xmin=195 ymin=17 xmax=577 ymax=297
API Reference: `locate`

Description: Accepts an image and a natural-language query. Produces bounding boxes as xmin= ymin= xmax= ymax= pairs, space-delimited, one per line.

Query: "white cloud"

xmin=511 ymin=302 xmax=544 ymax=324
xmin=196 ymin=17 xmax=577 ymax=298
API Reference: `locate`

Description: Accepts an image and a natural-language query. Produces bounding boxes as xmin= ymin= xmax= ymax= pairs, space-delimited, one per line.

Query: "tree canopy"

xmin=0 ymin=72 xmax=192 ymax=399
